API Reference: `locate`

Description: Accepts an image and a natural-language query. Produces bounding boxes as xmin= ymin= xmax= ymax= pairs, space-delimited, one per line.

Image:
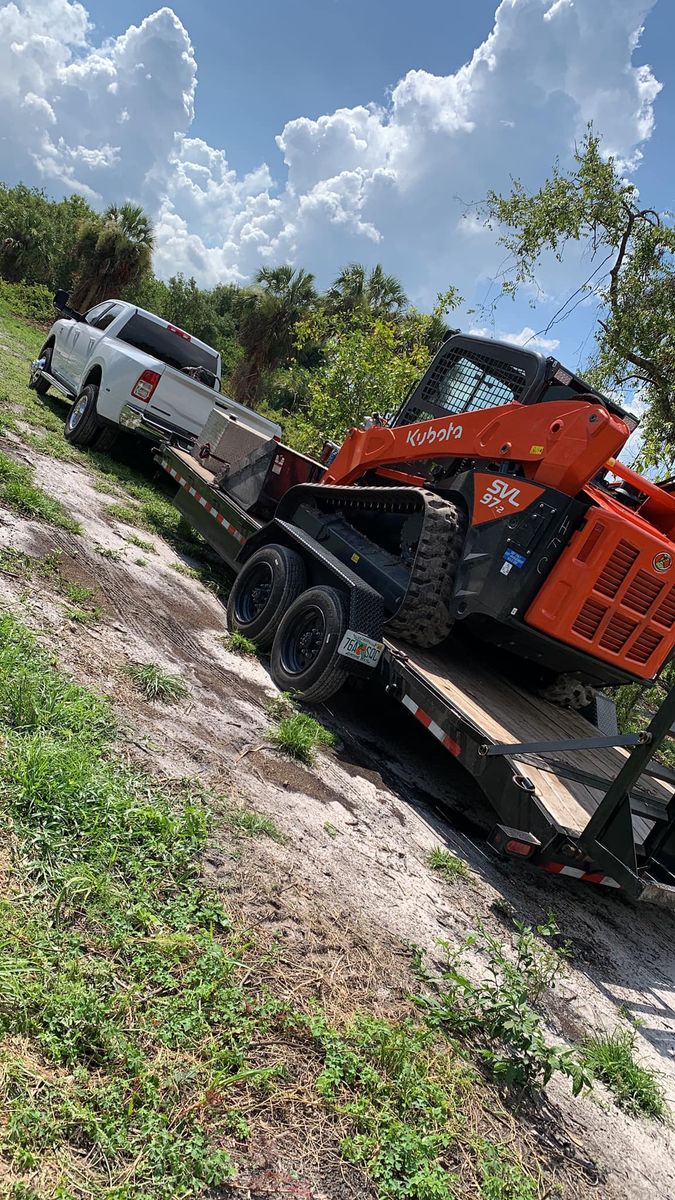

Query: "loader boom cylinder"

xmin=324 ymin=397 xmax=629 ymax=497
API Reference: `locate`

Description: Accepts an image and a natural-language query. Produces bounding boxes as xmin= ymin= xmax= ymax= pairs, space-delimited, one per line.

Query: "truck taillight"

xmin=131 ymin=370 xmax=161 ymax=402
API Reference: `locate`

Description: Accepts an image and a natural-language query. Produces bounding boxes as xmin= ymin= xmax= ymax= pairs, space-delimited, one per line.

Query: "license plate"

xmin=337 ymin=630 xmax=384 ymax=668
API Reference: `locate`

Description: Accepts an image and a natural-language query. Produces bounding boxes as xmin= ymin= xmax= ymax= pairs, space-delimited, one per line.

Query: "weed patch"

xmin=580 ymin=1028 xmax=666 ymax=1118
xmin=417 ymin=918 xmax=589 ymax=1098
xmin=65 ymin=604 xmax=102 ymax=624
xmin=0 ymin=449 xmax=79 ymax=531
xmin=224 ymin=806 xmax=286 ymax=843
xmin=270 ymin=710 xmax=335 ymax=765
xmin=428 ymin=845 xmax=471 ymax=882
xmin=124 ymin=661 xmax=188 ymax=703
xmin=225 ymin=630 xmax=258 ymax=656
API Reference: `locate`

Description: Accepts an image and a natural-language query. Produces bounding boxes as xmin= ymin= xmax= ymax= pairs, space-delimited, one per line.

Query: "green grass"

xmin=580 ymin=1028 xmax=667 ymax=1118
xmin=125 ymin=533 xmax=157 ymax=553
xmin=123 ymin=661 xmax=188 ymax=703
xmin=427 ymin=845 xmax=471 ymax=882
xmin=65 ymin=604 xmax=102 ymax=624
xmin=0 ymin=449 xmax=80 ymax=532
xmin=62 ymin=580 xmax=94 ymax=604
xmin=170 ymin=561 xmax=201 ymax=579
xmin=225 ymin=630 xmax=258 ymax=656
xmin=0 ymin=609 xmax=560 ymax=1199
xmin=269 ymin=710 xmax=336 ymax=765
xmin=95 ymin=545 xmax=124 ymax=560
xmin=224 ymin=806 xmax=286 ymax=843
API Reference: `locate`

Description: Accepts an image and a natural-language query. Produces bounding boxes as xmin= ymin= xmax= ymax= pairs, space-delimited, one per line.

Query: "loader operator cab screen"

xmin=393 ymin=337 xmax=635 ymax=432
xmin=394 ymin=344 xmax=528 ymax=426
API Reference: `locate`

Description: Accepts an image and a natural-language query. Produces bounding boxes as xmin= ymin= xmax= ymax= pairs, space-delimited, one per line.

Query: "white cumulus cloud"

xmin=0 ymin=0 xmax=662 ymax=328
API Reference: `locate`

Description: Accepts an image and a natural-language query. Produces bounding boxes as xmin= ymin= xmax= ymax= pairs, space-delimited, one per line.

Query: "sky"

xmin=0 ymin=0 xmax=670 ymax=374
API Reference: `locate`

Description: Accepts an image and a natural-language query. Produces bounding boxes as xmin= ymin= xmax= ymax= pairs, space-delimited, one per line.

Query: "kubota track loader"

xmin=273 ymin=333 xmax=675 ymax=706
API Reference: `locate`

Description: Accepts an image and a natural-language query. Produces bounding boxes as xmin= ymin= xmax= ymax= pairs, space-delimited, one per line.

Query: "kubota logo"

xmin=653 ymin=551 xmax=673 ymax=573
xmin=406 ymin=420 xmax=463 ymax=448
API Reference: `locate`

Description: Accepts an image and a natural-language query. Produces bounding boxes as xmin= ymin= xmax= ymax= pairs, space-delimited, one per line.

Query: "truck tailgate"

xmin=147 ymin=368 xmax=217 ymax=438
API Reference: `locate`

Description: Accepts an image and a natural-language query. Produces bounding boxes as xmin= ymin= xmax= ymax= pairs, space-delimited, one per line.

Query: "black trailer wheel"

xmin=227 ymin=544 xmax=306 ymax=648
xmin=64 ymin=383 xmax=117 ymax=451
xmin=270 ymin=585 xmax=349 ymax=703
xmin=29 ymin=343 xmax=52 ymax=395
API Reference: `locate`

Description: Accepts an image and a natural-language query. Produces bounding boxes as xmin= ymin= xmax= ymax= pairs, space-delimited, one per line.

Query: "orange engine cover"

xmin=526 ymin=508 xmax=675 ymax=680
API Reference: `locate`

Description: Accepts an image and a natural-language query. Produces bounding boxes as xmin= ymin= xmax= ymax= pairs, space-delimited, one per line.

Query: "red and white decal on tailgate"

xmin=402 ymin=694 xmax=460 ymax=755
xmin=165 ymin=463 xmax=245 ymax=544
xmin=541 ymin=861 xmax=620 ymax=888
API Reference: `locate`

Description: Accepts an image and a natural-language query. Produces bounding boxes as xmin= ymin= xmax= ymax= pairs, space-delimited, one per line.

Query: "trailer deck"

xmin=158 ymin=443 xmax=675 ymax=902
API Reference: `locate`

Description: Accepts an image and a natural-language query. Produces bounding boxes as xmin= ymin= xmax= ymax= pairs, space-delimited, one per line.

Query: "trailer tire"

xmin=270 ymin=585 xmax=349 ymax=703
xmin=64 ymin=383 xmax=115 ymax=450
xmin=227 ymin=544 xmax=306 ymax=649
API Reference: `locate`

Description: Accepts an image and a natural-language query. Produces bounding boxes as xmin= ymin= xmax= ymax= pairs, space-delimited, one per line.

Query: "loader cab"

xmin=392 ymin=333 xmax=634 ymax=431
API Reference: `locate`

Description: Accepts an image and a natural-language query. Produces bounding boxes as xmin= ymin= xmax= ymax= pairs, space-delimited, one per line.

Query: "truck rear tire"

xmin=270 ymin=585 xmax=349 ymax=703
xmin=29 ymin=343 xmax=53 ymax=396
xmin=227 ymin=544 xmax=306 ymax=649
xmin=64 ymin=383 xmax=117 ymax=451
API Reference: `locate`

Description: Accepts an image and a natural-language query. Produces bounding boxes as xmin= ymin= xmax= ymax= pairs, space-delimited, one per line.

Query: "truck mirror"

xmin=53 ymin=288 xmax=70 ymax=310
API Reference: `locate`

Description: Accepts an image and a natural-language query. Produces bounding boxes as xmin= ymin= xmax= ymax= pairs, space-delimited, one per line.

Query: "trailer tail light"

xmin=131 ymin=370 xmax=161 ymax=402
xmin=489 ymin=825 xmax=540 ymax=858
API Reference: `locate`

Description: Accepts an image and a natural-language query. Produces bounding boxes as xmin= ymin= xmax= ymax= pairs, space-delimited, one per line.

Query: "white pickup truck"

xmin=29 ymin=293 xmax=274 ymax=453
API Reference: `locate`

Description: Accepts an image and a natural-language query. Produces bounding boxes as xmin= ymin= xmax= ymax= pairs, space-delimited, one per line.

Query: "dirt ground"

xmin=2 ymin=429 xmax=675 ymax=1200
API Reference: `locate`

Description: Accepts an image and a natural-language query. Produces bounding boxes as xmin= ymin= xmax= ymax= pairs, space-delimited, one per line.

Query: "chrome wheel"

xmin=68 ymin=394 xmax=89 ymax=430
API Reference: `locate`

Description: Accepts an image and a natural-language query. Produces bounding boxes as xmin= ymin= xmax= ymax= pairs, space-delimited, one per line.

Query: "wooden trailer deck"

xmin=388 ymin=639 xmax=672 ymax=841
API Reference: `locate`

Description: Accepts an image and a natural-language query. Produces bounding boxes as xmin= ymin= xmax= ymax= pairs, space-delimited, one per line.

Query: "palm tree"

xmin=70 ymin=203 xmax=154 ymax=311
xmin=230 ymin=265 xmax=317 ymax=408
xmin=326 ymin=262 xmax=407 ymax=319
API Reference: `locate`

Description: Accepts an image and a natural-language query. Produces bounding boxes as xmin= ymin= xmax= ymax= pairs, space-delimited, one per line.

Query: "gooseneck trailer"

xmin=157 ymin=436 xmax=675 ymax=906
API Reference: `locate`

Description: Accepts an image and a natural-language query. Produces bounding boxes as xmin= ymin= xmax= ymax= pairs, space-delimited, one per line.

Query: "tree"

xmin=482 ymin=130 xmax=675 ymax=469
xmin=326 ymin=261 xmax=408 ymax=320
xmin=285 ymin=289 xmax=459 ymax=455
xmin=230 ymin=265 xmax=317 ymax=408
xmin=0 ymin=184 xmax=58 ymax=284
xmin=70 ymin=202 xmax=154 ymax=311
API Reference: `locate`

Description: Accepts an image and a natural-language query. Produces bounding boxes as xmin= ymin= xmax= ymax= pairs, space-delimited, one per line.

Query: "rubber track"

xmin=386 ymin=490 xmax=467 ymax=648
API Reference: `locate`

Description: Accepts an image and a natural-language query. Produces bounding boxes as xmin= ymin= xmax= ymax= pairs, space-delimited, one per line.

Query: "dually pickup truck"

xmin=29 ymin=291 xmax=269 ymax=452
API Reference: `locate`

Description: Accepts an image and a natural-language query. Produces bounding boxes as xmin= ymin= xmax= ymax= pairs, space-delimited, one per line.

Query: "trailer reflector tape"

xmin=164 ymin=461 xmax=245 ymax=543
xmin=541 ymin=862 xmax=620 ymax=888
xmin=402 ymin=694 xmax=460 ymax=755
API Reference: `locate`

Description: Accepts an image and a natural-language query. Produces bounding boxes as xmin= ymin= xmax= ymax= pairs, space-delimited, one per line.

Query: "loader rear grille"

xmin=622 ymin=570 xmax=665 ymax=615
xmin=572 ymin=599 xmax=605 ymax=640
xmin=654 ymin=587 xmax=675 ymax=629
xmin=627 ymin=628 xmax=663 ymax=664
xmin=525 ymin=509 xmax=675 ymax=680
xmin=599 ymin=614 xmax=638 ymax=654
xmin=594 ymin=540 xmax=639 ymax=598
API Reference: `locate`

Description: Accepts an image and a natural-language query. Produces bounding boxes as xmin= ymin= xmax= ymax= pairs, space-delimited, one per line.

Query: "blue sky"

xmin=0 ymin=0 xmax=669 ymax=376
xmin=84 ymin=0 xmax=502 ymax=176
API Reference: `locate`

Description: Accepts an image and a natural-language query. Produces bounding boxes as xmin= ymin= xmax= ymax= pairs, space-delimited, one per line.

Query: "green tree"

xmin=70 ymin=202 xmax=154 ymax=311
xmin=0 ymin=183 xmax=58 ymax=284
xmin=326 ymin=261 xmax=408 ymax=319
xmin=230 ymin=265 xmax=317 ymax=408
xmin=285 ymin=290 xmax=459 ymax=455
xmin=482 ymin=130 xmax=675 ymax=469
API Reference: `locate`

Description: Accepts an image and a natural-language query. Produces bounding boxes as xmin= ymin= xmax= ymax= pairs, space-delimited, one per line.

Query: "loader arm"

xmin=324 ymin=397 xmax=629 ymax=497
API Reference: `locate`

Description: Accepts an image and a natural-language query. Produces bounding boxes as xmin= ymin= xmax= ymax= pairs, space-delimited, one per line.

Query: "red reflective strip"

xmin=442 ymin=734 xmax=461 ymax=756
xmin=580 ymin=871 xmax=605 ymax=884
xmin=416 ymin=710 xmax=432 ymax=728
xmin=543 ymin=862 xmax=565 ymax=874
xmin=215 ymin=512 xmax=224 ymax=524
